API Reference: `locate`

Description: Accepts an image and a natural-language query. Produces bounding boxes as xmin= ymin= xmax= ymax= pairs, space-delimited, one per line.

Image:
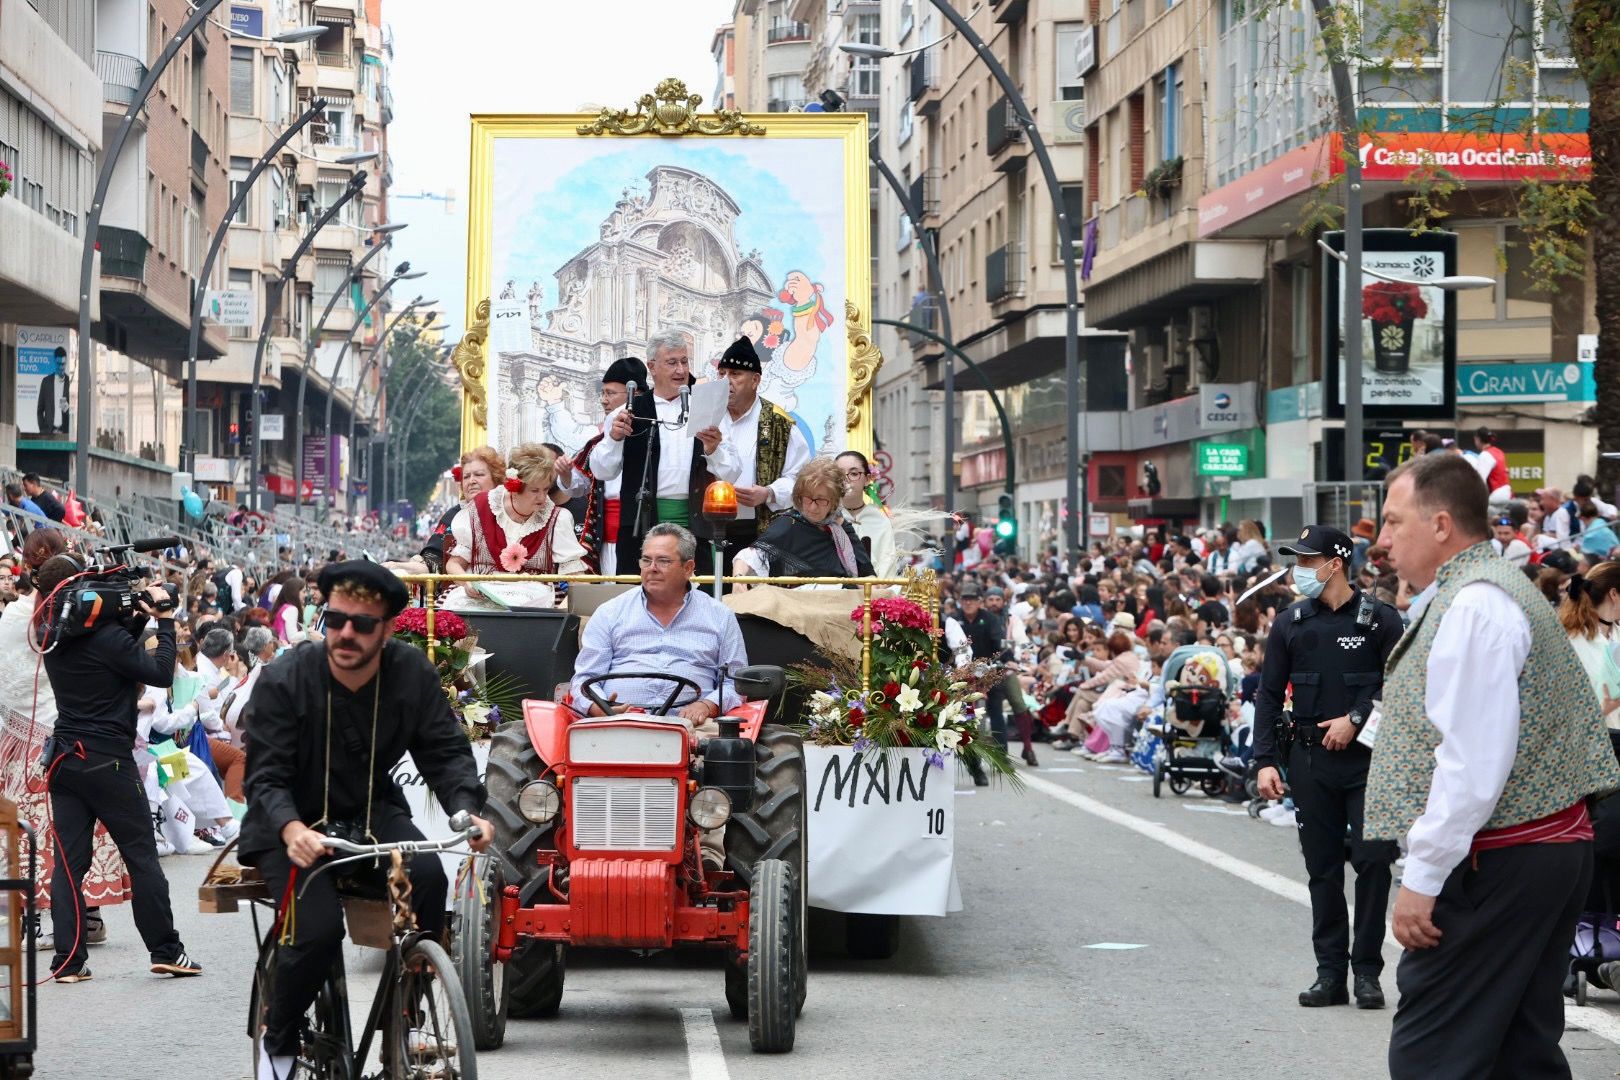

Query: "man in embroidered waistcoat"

xmin=714 ymin=336 xmax=809 ymax=576
xmin=589 ymin=333 xmax=741 ymax=576
xmin=1370 ymin=452 xmax=1620 ymax=1080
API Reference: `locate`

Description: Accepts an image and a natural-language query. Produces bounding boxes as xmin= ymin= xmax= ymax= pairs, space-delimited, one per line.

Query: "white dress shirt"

xmin=588 ymin=396 xmax=742 ymax=497
xmin=718 ymin=397 xmax=810 ymax=520
xmin=1401 ymin=580 xmax=1533 ymax=896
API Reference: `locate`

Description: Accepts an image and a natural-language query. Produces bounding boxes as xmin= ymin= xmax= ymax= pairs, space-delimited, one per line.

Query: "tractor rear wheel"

xmin=746 ymin=859 xmax=798 ymax=1053
xmin=481 ymin=720 xmax=567 ymax=1018
xmin=724 ymin=725 xmax=807 ymax=1015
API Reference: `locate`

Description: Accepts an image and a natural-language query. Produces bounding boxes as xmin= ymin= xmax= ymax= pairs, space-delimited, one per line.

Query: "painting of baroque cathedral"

xmin=494 ymin=165 xmax=779 ymax=454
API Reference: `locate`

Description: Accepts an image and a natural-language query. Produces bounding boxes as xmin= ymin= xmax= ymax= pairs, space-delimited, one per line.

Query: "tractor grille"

xmin=571 ymin=777 xmax=679 ymax=851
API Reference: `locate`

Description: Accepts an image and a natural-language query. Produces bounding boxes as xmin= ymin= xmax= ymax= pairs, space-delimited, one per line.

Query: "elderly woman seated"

xmin=733 ymin=458 xmax=875 ymax=585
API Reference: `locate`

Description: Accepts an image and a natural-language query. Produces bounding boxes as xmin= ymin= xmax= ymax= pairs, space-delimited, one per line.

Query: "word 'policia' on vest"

xmin=1364 ymin=540 xmax=1620 ymax=843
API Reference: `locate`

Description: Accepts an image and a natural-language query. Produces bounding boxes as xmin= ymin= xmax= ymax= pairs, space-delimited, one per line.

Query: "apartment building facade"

xmin=211 ymin=0 xmax=394 ymax=513
xmin=0 ymin=0 xmax=99 ymax=474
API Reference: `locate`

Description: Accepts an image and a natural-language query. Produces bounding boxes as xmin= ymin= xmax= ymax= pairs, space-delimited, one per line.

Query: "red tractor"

xmin=451 ymin=666 xmax=807 ymax=1053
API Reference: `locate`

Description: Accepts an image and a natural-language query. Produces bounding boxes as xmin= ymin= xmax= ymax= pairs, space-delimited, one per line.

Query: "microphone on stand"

xmin=678 ymin=383 xmax=691 ymax=427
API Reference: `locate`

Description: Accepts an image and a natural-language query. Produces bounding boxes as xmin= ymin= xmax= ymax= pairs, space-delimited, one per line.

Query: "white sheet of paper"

xmin=488 ymin=299 xmax=529 ymax=356
xmin=683 ymin=380 xmax=729 ymax=439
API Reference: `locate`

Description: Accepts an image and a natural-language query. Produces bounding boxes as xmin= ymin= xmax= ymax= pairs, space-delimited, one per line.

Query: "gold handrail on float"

xmin=398 ymin=568 xmax=939 ymax=692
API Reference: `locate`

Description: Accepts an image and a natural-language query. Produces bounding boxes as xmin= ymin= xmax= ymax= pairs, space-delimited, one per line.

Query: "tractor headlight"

xmin=517 ymin=780 xmax=562 ymax=824
xmin=688 ymin=787 xmax=732 ymax=831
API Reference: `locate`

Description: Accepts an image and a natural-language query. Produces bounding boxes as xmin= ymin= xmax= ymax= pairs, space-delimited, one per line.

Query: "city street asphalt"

xmin=34 ymin=754 xmax=1620 ymax=1079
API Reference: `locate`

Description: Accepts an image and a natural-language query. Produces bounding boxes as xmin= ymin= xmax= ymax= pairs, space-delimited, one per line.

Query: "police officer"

xmin=1253 ymin=525 xmax=1403 ymax=1010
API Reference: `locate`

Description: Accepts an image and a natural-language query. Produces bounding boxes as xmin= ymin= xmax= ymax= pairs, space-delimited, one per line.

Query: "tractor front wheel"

xmin=746 ymin=859 xmax=798 ymax=1053
xmin=451 ymin=856 xmax=509 ymax=1049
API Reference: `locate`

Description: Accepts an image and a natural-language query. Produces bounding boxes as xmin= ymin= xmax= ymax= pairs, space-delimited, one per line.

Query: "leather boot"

xmin=1298 ymin=978 xmax=1349 ymax=1007
xmin=1354 ymin=974 xmax=1385 ymax=1009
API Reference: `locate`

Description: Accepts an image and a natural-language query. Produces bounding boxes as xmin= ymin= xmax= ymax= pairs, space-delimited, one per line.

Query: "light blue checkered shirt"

xmin=570 ymin=586 xmax=746 ymax=713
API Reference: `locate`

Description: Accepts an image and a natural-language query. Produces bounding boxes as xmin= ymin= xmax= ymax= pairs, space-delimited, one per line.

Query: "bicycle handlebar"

xmin=317 ymin=810 xmax=483 ymax=857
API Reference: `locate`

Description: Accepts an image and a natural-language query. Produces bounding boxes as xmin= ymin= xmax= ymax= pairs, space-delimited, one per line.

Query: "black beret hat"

xmin=602 ymin=356 xmax=647 ymax=388
xmin=318 ymin=559 xmax=409 ymax=617
xmin=717 ymin=335 xmax=762 ymax=374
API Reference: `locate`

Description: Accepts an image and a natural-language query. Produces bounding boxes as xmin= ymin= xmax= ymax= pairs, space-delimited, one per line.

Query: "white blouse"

xmin=448 ymin=487 xmax=589 ymax=573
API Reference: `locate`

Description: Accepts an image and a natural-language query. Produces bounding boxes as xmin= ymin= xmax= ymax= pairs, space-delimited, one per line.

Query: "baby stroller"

xmin=1151 ymin=644 xmax=1238 ymax=799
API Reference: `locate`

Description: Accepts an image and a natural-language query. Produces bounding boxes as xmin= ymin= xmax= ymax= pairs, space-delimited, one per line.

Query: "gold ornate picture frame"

xmin=452 ymin=80 xmax=880 ymax=458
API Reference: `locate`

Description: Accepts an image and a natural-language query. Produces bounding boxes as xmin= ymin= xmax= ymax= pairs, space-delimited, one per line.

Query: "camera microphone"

xmin=130 ymin=536 xmax=180 ymax=554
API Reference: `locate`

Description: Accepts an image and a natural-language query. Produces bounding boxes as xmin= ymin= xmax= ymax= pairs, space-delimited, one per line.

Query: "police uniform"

xmin=1252 ymin=525 xmax=1403 ymax=1007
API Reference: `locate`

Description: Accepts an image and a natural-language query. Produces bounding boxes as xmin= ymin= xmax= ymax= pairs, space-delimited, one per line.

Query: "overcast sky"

xmin=382 ymin=1 xmax=735 ymax=341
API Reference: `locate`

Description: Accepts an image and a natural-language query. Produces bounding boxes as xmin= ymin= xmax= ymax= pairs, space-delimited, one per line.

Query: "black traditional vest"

xmin=614 ymin=389 xmax=717 ymax=572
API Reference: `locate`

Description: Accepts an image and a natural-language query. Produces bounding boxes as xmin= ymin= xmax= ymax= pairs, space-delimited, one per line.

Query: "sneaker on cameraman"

xmin=151 ymin=950 xmax=203 ymax=977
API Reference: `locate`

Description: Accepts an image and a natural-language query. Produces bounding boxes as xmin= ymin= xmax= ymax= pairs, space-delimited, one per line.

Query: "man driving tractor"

xmin=569 ymin=522 xmax=748 ymax=865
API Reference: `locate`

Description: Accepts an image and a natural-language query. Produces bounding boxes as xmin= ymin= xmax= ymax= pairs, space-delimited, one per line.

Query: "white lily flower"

xmin=937 ymin=728 xmax=963 ymax=752
xmin=894 ymin=684 xmax=924 ymax=713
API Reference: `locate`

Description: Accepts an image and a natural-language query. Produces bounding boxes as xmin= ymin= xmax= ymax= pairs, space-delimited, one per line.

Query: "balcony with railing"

xmin=986 ymin=243 xmax=1026 ymax=303
xmin=98 ymin=225 xmax=150 ymax=279
xmin=96 ymin=51 xmax=147 ymax=108
xmin=766 ymin=21 xmax=811 ymax=44
xmin=908 ymin=52 xmax=940 ymax=113
xmin=191 ymin=130 xmax=209 ymax=186
xmin=767 ymin=98 xmax=807 ymax=112
xmin=986 ymin=96 xmax=1027 ymax=171
xmin=909 ymin=168 xmax=939 ymax=222
xmin=903 ymin=295 xmax=940 ymax=349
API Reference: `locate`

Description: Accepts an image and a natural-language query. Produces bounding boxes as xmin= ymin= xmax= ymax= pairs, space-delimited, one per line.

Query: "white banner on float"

xmin=394 ymin=742 xmax=492 ymax=883
xmin=804 ymin=746 xmax=961 ymax=917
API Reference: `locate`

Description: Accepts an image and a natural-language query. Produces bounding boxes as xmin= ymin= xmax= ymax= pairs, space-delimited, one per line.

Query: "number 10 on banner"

xmin=922 ymin=807 xmax=950 ymax=840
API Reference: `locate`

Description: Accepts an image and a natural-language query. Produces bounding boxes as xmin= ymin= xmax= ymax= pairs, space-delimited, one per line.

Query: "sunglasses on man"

xmin=321 ymin=608 xmax=384 ymax=634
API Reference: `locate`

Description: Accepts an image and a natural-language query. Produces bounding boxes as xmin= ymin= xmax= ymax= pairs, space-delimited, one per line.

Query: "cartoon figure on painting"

xmin=756 ymin=270 xmax=833 ymax=413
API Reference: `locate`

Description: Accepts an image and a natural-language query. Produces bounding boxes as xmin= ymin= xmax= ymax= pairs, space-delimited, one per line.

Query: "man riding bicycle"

xmin=239 ymin=561 xmax=493 ymax=1080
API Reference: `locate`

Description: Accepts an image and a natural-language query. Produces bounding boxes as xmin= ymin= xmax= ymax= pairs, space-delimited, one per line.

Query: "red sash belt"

xmin=603 ymin=497 xmax=621 ymax=539
xmin=1471 ymin=800 xmax=1592 ymax=853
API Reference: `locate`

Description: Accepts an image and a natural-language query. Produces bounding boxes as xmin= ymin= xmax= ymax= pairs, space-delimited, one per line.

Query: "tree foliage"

xmin=381 ymin=323 xmax=458 ymax=513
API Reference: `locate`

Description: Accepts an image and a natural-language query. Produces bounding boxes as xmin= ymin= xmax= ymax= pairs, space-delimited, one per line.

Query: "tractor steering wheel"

xmin=576 ymin=672 xmax=706 ymax=717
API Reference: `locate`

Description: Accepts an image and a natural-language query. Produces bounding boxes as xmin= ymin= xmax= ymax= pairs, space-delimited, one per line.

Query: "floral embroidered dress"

xmin=444 ymin=487 xmax=588 ymax=610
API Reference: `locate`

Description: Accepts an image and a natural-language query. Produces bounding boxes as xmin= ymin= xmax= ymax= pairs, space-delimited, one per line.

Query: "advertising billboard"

xmin=1323 ymin=229 xmax=1458 ymax=422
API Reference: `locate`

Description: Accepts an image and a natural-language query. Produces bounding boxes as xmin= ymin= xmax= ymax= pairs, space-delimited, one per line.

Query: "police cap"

xmin=1277 ymin=524 xmax=1354 ymax=563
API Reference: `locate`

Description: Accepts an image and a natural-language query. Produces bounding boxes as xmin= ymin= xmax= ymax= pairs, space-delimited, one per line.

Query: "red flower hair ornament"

xmin=503 ymin=467 xmax=523 ymax=494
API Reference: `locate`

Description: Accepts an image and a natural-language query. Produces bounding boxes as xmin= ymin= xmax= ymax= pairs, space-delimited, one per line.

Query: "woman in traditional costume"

xmin=443 ymin=443 xmax=589 ymax=609
xmin=734 ymin=458 xmax=874 ymax=583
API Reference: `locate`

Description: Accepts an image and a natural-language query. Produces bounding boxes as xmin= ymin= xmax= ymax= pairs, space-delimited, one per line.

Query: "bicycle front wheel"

xmin=389 ymin=937 xmax=478 ymax=1080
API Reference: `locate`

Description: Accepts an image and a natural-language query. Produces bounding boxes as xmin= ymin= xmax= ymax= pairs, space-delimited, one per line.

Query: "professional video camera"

xmin=43 ymin=536 xmax=182 ymax=646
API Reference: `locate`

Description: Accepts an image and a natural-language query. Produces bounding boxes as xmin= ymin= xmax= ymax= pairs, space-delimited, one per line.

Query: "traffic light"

xmin=994 ymin=492 xmax=1017 ymax=555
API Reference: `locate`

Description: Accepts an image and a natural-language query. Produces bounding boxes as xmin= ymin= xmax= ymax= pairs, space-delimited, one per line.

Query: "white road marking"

xmin=1042 ymin=767 xmax=1084 ymax=773
xmin=680 ymin=1007 xmax=731 ymax=1080
xmin=1020 ymin=772 xmax=1620 ymax=1047
xmin=1114 ymin=774 xmax=1152 ymax=782
xmin=1181 ymin=804 xmax=1252 ymax=816
xmin=1083 ymin=942 xmax=1148 ymax=950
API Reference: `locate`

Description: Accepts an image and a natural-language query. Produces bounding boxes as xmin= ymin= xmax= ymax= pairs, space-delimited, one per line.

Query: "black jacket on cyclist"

xmin=238 ymin=638 xmax=486 ymax=861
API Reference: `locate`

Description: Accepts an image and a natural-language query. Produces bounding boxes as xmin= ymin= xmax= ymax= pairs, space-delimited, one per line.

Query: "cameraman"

xmin=35 ymin=553 xmax=200 ymax=983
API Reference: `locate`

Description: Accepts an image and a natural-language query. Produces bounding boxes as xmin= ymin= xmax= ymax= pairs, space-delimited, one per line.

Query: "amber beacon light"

xmin=702 ymin=480 xmax=739 ymax=522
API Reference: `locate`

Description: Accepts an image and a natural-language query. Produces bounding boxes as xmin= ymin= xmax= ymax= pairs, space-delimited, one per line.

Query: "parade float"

xmin=372 ymin=81 xmax=981 ymax=1044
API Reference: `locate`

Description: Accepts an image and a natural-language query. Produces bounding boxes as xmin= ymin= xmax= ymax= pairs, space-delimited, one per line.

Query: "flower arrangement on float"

xmin=791 ymin=596 xmax=1019 ymax=781
xmin=392 ymin=606 xmax=522 ymax=739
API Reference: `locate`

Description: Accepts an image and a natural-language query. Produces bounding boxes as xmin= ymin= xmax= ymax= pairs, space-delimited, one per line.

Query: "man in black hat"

xmin=714 ymin=335 xmax=809 ymax=574
xmin=1253 ymin=525 xmax=1404 ymax=1010
xmin=588 ymin=331 xmax=741 ymax=574
xmin=241 ymin=561 xmax=492 ymax=1080
xmin=569 ymin=356 xmax=648 ymax=573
